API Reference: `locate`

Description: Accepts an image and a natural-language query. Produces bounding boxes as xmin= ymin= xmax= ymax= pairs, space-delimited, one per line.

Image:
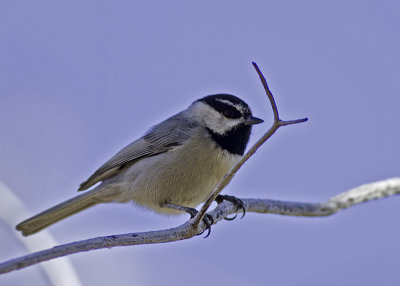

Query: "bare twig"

xmin=0 ymin=62 xmax=307 ymax=274
xmin=192 ymin=62 xmax=308 ymax=228
xmin=2 ymin=62 xmax=396 ymax=275
xmin=1 ymin=177 xmax=399 ymax=274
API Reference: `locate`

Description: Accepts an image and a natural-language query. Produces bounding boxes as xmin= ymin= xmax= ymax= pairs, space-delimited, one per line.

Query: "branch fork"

xmin=1 ymin=62 xmax=397 ymax=275
xmin=192 ymin=62 xmax=308 ymax=229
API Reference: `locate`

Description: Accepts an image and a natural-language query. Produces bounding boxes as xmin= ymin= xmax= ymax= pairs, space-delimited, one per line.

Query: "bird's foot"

xmin=215 ymin=195 xmax=246 ymax=220
xmin=161 ymin=203 xmax=213 ymax=238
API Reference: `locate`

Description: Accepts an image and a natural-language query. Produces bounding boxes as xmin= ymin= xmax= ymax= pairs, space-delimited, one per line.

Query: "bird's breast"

xmin=114 ymin=133 xmax=241 ymax=213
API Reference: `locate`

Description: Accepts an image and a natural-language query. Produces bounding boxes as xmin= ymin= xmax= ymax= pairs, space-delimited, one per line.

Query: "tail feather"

xmin=16 ymin=189 xmax=102 ymax=236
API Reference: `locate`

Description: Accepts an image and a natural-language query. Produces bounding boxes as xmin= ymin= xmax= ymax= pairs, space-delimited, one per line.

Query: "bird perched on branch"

xmin=16 ymin=94 xmax=263 ymax=236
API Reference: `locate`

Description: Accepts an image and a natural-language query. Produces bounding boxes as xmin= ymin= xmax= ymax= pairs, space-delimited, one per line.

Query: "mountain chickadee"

xmin=16 ymin=94 xmax=263 ymax=236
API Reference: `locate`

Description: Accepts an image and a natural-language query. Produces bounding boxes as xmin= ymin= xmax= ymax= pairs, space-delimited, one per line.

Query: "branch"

xmin=193 ymin=62 xmax=307 ymax=227
xmin=243 ymin=178 xmax=400 ymax=216
xmin=1 ymin=177 xmax=399 ymax=274
xmin=2 ymin=62 xmax=397 ymax=275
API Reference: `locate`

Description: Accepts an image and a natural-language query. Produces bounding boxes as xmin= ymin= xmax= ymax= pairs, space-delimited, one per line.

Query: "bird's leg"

xmin=215 ymin=195 xmax=246 ymax=220
xmin=161 ymin=203 xmax=213 ymax=238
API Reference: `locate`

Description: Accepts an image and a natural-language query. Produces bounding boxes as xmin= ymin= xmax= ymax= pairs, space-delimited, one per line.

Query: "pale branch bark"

xmin=0 ymin=177 xmax=399 ymax=275
xmin=2 ymin=63 xmax=397 ymax=275
xmin=243 ymin=178 xmax=400 ymax=216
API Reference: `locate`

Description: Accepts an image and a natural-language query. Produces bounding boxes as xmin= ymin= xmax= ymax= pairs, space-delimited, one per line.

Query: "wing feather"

xmin=78 ymin=113 xmax=198 ymax=191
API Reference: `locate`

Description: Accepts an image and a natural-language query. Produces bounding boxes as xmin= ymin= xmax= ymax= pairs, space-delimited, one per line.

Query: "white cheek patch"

xmin=207 ymin=116 xmax=242 ymax=135
xmin=190 ymin=102 xmax=243 ymax=135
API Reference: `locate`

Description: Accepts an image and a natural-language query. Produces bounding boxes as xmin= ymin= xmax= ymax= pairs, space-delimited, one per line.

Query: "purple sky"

xmin=1 ymin=1 xmax=400 ymax=285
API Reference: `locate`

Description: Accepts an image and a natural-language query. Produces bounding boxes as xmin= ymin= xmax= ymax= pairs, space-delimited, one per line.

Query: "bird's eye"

xmin=222 ymin=110 xmax=233 ymax=117
xmin=222 ymin=109 xmax=241 ymax=119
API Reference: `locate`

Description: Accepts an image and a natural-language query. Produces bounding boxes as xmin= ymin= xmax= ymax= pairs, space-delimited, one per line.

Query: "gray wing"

xmin=78 ymin=113 xmax=198 ymax=191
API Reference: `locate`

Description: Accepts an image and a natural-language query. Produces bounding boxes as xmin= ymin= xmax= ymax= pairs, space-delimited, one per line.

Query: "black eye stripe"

xmin=196 ymin=94 xmax=251 ymax=119
xmin=221 ymin=108 xmax=242 ymax=119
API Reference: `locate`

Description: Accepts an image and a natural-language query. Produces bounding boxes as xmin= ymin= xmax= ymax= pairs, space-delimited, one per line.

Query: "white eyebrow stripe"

xmin=215 ymin=98 xmax=247 ymax=114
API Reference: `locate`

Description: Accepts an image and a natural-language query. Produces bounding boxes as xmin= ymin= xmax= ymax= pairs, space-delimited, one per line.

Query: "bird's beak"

xmin=244 ymin=116 xmax=264 ymax=125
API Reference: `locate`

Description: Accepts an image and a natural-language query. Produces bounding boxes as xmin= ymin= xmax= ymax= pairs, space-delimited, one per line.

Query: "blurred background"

xmin=1 ymin=1 xmax=399 ymax=285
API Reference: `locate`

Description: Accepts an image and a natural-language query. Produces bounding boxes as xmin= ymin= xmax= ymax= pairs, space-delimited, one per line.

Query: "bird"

xmin=16 ymin=94 xmax=263 ymax=236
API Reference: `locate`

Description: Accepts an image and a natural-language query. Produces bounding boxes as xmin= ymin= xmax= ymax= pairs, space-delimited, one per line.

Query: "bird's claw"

xmin=215 ymin=195 xmax=246 ymax=220
xmin=198 ymin=214 xmax=213 ymax=238
xmin=182 ymin=207 xmax=213 ymax=238
xmin=161 ymin=203 xmax=213 ymax=238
